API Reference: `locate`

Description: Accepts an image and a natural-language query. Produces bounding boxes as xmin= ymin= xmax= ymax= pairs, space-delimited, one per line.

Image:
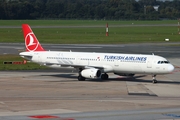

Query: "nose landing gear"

xmin=152 ymin=75 xmax=157 ymax=84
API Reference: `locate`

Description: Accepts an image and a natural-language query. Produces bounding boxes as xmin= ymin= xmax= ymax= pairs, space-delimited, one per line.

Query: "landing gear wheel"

xmin=101 ymin=73 xmax=109 ymax=80
xmin=152 ymin=79 xmax=157 ymax=84
xmin=152 ymin=75 xmax=157 ymax=84
xmin=78 ymin=75 xmax=85 ymax=81
xmin=78 ymin=68 xmax=85 ymax=81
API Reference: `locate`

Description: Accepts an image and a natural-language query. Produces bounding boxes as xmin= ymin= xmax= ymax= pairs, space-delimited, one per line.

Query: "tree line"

xmin=0 ymin=0 xmax=179 ymax=20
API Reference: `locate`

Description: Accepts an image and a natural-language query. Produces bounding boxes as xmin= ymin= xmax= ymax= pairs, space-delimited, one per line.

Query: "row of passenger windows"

xmin=80 ymin=58 xmax=99 ymax=61
xmin=46 ymin=57 xmax=146 ymax=63
xmin=47 ymin=57 xmax=75 ymax=60
xmin=47 ymin=57 xmax=100 ymax=61
xmin=157 ymin=61 xmax=170 ymax=64
xmin=81 ymin=59 xmax=146 ymax=63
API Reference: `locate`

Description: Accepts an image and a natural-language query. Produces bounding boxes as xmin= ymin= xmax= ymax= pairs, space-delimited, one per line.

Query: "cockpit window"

xmin=157 ymin=61 xmax=170 ymax=64
xmin=164 ymin=61 xmax=169 ymax=63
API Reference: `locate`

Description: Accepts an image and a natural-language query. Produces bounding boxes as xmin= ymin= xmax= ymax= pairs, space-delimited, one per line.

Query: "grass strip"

xmin=0 ymin=54 xmax=47 ymax=71
xmin=0 ymin=26 xmax=179 ymax=44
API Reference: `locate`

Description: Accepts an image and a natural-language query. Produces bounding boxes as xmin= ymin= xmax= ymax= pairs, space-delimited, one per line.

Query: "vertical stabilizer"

xmin=22 ymin=24 xmax=45 ymax=52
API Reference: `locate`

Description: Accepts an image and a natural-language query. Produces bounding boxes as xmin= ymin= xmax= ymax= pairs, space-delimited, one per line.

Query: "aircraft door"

xmin=114 ymin=60 xmax=119 ymax=67
xmin=147 ymin=57 xmax=153 ymax=68
xmin=114 ymin=60 xmax=123 ymax=73
xmin=38 ymin=55 xmax=41 ymax=63
xmin=33 ymin=53 xmax=41 ymax=64
xmin=76 ymin=56 xmax=80 ymax=65
xmin=38 ymin=53 xmax=44 ymax=65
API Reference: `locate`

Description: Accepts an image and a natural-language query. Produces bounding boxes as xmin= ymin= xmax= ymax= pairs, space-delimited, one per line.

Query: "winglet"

xmin=22 ymin=24 xmax=45 ymax=52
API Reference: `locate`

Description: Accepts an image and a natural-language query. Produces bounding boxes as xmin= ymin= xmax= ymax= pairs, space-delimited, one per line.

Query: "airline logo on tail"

xmin=22 ymin=24 xmax=45 ymax=52
xmin=25 ymin=32 xmax=39 ymax=52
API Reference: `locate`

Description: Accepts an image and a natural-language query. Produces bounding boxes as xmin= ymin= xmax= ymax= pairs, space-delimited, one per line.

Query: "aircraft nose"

xmin=168 ymin=64 xmax=174 ymax=72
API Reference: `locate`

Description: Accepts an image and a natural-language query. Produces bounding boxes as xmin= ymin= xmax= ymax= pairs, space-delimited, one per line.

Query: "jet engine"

xmin=81 ymin=68 xmax=101 ymax=79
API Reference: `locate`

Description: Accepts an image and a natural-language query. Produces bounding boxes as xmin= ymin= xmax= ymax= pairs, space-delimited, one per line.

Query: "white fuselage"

xmin=20 ymin=51 xmax=174 ymax=75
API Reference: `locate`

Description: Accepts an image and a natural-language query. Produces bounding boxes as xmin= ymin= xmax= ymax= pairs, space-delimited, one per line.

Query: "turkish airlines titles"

xmin=104 ymin=55 xmax=147 ymax=62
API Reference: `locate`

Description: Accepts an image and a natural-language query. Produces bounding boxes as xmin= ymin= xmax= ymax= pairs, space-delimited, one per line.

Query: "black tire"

xmin=152 ymin=80 xmax=157 ymax=84
xmin=78 ymin=75 xmax=85 ymax=81
xmin=101 ymin=73 xmax=109 ymax=80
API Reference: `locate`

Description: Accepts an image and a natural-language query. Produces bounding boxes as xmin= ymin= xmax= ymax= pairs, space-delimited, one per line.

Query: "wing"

xmin=44 ymin=62 xmax=113 ymax=73
xmin=44 ymin=62 xmax=104 ymax=69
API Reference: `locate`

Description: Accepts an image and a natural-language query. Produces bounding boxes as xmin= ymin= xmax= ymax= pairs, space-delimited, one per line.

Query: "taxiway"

xmin=0 ymin=43 xmax=180 ymax=120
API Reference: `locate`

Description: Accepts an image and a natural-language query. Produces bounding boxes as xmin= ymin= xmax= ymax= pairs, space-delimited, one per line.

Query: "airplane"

xmin=19 ymin=24 xmax=174 ymax=84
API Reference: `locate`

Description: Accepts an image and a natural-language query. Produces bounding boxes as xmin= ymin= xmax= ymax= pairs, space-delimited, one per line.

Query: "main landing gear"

xmin=78 ymin=75 xmax=85 ymax=81
xmin=78 ymin=68 xmax=85 ymax=81
xmin=152 ymin=75 xmax=157 ymax=84
xmin=101 ymin=73 xmax=109 ymax=80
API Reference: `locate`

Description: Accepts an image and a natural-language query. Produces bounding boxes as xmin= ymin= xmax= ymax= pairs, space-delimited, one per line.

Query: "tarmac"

xmin=0 ymin=60 xmax=180 ymax=119
xmin=0 ymin=43 xmax=180 ymax=120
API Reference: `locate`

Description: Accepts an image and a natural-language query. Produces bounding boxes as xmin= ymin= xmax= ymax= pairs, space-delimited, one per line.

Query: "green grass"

xmin=0 ymin=20 xmax=179 ymax=44
xmin=0 ymin=54 xmax=47 ymax=71
xmin=0 ymin=20 xmax=178 ymax=26
xmin=0 ymin=26 xmax=179 ymax=44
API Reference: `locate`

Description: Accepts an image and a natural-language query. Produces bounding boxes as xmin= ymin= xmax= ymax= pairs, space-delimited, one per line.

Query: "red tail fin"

xmin=22 ymin=24 xmax=45 ymax=52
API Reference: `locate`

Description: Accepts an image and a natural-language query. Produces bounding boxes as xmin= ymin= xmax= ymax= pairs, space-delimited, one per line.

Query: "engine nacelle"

xmin=81 ymin=68 xmax=101 ymax=79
